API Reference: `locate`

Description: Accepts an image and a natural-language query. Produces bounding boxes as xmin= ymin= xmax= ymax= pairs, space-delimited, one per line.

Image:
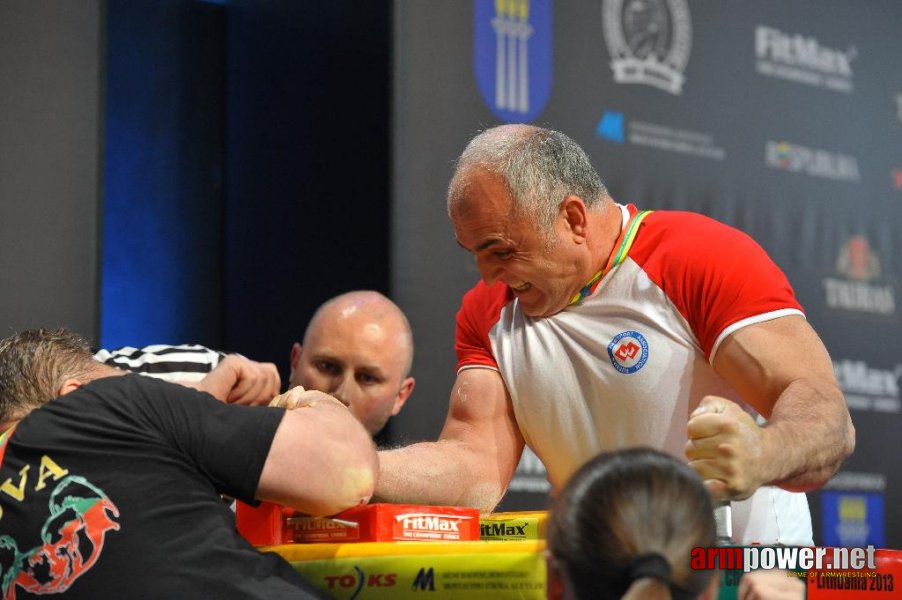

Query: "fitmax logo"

xmin=480 ymin=523 xmax=528 ymax=537
xmin=756 ymin=26 xmax=855 ymax=76
xmin=397 ymin=514 xmax=466 ymax=531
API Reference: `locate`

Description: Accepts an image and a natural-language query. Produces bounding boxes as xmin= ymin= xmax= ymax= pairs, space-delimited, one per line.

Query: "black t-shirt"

xmin=0 ymin=375 xmax=325 ymax=599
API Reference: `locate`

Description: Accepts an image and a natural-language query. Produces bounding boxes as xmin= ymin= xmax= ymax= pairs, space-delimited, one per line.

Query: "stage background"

xmin=0 ymin=0 xmax=898 ymax=547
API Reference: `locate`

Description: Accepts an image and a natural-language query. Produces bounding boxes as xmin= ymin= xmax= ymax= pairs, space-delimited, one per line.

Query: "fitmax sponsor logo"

xmin=833 ymin=359 xmax=901 ymax=414
xmin=755 ymin=25 xmax=856 ymax=93
xmin=396 ymin=514 xmax=471 ymax=532
xmin=480 ymin=523 xmax=528 ymax=537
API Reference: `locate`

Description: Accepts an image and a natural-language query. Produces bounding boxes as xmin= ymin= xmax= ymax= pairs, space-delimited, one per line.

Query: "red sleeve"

xmin=629 ymin=211 xmax=804 ymax=361
xmin=455 ymin=281 xmax=512 ymax=372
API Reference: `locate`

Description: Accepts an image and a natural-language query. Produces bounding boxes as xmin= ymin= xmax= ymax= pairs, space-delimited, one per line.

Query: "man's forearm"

xmin=762 ymin=379 xmax=855 ymax=491
xmin=375 ymin=441 xmax=507 ymax=513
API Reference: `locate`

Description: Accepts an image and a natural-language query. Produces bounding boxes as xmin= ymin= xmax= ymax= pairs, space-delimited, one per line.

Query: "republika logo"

xmin=766 ymin=140 xmax=860 ymax=183
xmin=473 ymin=0 xmax=553 ymax=123
xmin=607 ymin=330 xmax=649 ymax=374
xmin=602 ymin=0 xmax=692 ymax=95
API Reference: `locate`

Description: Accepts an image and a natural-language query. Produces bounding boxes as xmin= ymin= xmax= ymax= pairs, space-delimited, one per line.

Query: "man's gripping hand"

xmin=686 ymin=396 xmax=767 ymax=501
xmin=186 ymin=354 xmax=281 ymax=406
xmin=268 ymin=386 xmax=350 ymax=411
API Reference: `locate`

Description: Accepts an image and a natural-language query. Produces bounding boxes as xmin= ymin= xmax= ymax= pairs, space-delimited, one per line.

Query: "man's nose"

xmin=475 ymin=256 xmax=500 ymax=285
xmin=329 ymin=375 xmax=353 ymax=407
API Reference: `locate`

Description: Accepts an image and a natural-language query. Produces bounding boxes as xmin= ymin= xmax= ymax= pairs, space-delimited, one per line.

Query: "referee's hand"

xmin=187 ymin=354 xmax=281 ymax=406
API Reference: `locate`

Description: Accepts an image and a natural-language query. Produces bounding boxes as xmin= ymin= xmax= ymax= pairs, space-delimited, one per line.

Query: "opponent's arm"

xmin=686 ymin=315 xmax=854 ymax=499
xmin=256 ymin=387 xmax=378 ymax=516
xmin=374 ymin=367 xmax=525 ymax=512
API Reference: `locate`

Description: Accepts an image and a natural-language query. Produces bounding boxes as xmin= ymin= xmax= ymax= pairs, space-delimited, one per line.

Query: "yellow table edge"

xmin=262 ymin=539 xmax=547 ymax=561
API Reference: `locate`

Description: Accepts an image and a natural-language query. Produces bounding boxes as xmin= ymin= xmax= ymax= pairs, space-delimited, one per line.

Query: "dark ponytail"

xmin=547 ymin=448 xmax=717 ymax=600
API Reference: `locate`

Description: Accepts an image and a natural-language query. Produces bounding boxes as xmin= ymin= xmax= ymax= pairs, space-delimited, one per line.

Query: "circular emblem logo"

xmin=607 ymin=330 xmax=649 ymax=374
xmin=601 ymin=0 xmax=692 ymax=95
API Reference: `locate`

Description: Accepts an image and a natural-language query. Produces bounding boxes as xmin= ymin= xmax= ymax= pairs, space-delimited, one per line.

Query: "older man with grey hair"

xmin=374 ymin=124 xmax=854 ymax=546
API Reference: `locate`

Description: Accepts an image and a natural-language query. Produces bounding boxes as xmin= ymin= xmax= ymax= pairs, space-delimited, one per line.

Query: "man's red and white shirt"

xmin=455 ymin=204 xmax=812 ymax=545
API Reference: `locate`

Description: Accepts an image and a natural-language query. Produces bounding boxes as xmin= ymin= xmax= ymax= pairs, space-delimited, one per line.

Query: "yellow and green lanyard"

xmin=569 ymin=209 xmax=653 ymax=306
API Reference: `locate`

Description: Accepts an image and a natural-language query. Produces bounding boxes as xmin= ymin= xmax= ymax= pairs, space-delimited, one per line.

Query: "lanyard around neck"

xmin=568 ymin=209 xmax=653 ymax=306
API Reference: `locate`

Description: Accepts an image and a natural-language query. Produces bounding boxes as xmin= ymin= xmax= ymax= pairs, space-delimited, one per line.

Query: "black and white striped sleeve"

xmin=93 ymin=344 xmax=226 ymax=383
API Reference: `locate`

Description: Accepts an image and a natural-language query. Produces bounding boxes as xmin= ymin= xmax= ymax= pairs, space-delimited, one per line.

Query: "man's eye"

xmin=316 ymin=362 xmax=340 ymax=375
xmin=357 ymin=373 xmax=380 ymax=385
xmin=493 ymin=249 xmax=513 ymax=259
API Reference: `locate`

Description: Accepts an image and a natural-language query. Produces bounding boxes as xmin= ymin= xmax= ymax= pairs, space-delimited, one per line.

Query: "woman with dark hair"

xmin=546 ymin=447 xmax=805 ymax=599
xmin=546 ymin=447 xmax=718 ymax=600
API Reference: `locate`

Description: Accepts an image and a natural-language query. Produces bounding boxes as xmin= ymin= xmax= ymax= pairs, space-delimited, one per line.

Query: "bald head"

xmin=305 ymin=291 xmax=413 ymax=376
xmin=290 ymin=291 xmax=415 ymax=436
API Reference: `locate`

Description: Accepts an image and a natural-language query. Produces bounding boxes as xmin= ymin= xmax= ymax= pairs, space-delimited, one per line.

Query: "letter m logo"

xmin=412 ymin=567 xmax=435 ymax=591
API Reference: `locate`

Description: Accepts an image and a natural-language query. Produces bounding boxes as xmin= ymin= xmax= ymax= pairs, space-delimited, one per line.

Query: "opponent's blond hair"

xmin=0 ymin=328 xmax=98 ymax=423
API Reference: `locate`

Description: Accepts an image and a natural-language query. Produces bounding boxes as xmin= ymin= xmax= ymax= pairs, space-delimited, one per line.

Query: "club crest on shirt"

xmin=607 ymin=330 xmax=649 ymax=374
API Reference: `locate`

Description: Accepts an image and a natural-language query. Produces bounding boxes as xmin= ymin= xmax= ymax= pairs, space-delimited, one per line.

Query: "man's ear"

xmin=561 ymin=195 xmax=589 ymax=241
xmin=57 ymin=378 xmax=83 ymax=397
xmin=391 ymin=377 xmax=416 ymax=416
xmin=288 ymin=342 xmax=303 ymax=379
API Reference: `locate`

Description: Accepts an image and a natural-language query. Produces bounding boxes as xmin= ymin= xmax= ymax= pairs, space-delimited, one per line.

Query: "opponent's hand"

xmin=269 ymin=386 xmax=350 ymax=411
xmin=190 ymin=354 xmax=281 ymax=406
xmin=685 ymin=396 xmax=766 ymax=501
